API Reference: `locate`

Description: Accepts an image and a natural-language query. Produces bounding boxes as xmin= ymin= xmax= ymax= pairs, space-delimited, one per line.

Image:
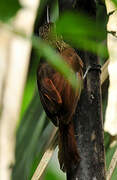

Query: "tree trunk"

xmin=67 ymin=0 xmax=106 ymax=179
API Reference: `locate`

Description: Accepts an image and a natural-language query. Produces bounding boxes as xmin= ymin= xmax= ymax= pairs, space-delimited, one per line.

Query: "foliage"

xmin=112 ymin=0 xmax=117 ymax=6
xmin=56 ymin=11 xmax=107 ymax=57
xmin=0 ymin=0 xmax=117 ymax=180
xmin=0 ymin=0 xmax=21 ymax=21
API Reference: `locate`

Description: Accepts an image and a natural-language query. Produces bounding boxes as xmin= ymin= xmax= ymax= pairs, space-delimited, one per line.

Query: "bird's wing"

xmin=38 ymin=77 xmax=62 ymax=126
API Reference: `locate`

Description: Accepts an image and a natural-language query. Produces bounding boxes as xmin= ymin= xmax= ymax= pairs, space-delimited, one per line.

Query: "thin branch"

xmin=101 ymin=60 xmax=109 ymax=85
xmin=106 ymin=148 xmax=117 ymax=180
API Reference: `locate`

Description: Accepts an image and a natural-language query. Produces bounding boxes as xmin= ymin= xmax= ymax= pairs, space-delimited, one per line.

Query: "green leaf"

xmin=57 ymin=12 xmax=106 ymax=40
xmin=106 ymin=144 xmax=117 ymax=170
xmin=50 ymin=0 xmax=59 ymax=22
xmin=0 ymin=0 xmax=21 ymax=21
xmin=56 ymin=12 xmax=108 ymax=57
xmin=44 ymin=168 xmax=62 ymax=180
xmin=106 ymin=144 xmax=117 ymax=180
xmin=12 ymin=89 xmax=58 ymax=180
xmin=111 ymin=165 xmax=117 ymax=180
xmin=104 ymin=132 xmax=111 ymax=151
xmin=19 ymin=52 xmax=40 ymax=120
xmin=112 ymin=0 xmax=117 ymax=6
xmin=29 ymin=123 xmax=56 ymax=179
xmin=12 ymin=92 xmax=48 ymax=180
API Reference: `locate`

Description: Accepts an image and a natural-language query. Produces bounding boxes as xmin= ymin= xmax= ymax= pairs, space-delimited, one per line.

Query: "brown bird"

xmin=37 ymin=22 xmax=83 ymax=172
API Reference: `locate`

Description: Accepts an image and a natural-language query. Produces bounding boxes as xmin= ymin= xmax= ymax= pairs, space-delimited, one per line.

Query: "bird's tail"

xmin=58 ymin=120 xmax=80 ymax=172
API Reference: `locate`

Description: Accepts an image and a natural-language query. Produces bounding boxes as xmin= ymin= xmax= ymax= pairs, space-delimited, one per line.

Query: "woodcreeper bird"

xmin=37 ymin=22 xmax=83 ymax=172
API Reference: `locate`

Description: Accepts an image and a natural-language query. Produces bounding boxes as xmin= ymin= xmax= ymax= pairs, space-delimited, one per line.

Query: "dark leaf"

xmin=56 ymin=12 xmax=107 ymax=57
xmin=0 ymin=0 xmax=21 ymax=21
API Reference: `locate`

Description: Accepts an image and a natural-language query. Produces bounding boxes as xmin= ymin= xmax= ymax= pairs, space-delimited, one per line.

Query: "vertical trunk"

xmin=67 ymin=1 xmax=106 ymax=179
xmin=73 ymin=53 xmax=106 ymax=180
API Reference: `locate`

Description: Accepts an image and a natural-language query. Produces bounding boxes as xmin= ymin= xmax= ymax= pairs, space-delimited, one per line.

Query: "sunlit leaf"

xmin=112 ymin=0 xmax=117 ymax=6
xmin=44 ymin=168 xmax=63 ymax=180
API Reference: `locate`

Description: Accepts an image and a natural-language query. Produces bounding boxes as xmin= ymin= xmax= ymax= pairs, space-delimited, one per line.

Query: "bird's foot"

xmin=83 ymin=64 xmax=101 ymax=79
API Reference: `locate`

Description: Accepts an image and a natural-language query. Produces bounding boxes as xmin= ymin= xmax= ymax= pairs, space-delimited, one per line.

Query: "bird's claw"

xmin=83 ymin=64 xmax=101 ymax=79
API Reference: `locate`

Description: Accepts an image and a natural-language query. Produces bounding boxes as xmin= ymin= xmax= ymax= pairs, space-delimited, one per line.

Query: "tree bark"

xmin=73 ymin=53 xmax=105 ymax=180
xmin=67 ymin=1 xmax=106 ymax=180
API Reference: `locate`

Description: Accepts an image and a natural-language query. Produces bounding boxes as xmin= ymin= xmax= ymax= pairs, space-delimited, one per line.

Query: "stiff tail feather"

xmin=58 ymin=121 xmax=80 ymax=172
